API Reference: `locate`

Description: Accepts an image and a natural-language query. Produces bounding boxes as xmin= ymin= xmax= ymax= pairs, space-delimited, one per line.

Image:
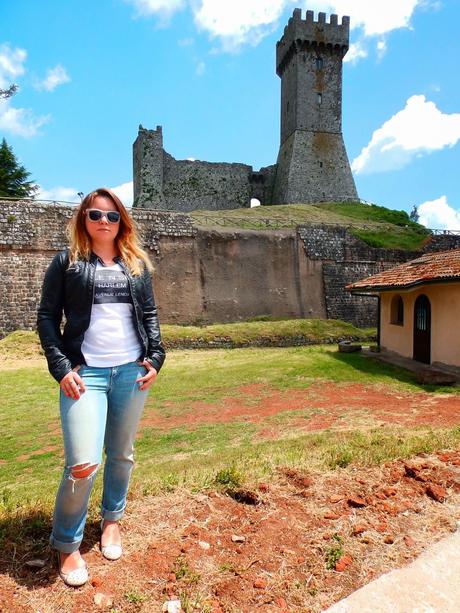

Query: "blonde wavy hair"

xmin=67 ymin=188 xmax=153 ymax=275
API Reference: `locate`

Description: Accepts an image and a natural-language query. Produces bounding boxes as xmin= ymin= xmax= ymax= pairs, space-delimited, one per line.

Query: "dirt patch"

xmin=13 ymin=382 xmax=460 ymax=466
xmin=141 ymin=382 xmax=460 ymax=432
xmin=2 ymin=453 xmax=460 ymax=612
xmin=0 ymin=357 xmax=46 ymax=371
xmin=16 ymin=446 xmax=61 ymax=462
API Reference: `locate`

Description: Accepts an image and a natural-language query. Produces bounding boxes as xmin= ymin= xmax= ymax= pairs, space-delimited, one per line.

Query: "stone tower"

xmin=272 ymin=9 xmax=358 ymax=204
xmin=133 ymin=125 xmax=165 ymax=208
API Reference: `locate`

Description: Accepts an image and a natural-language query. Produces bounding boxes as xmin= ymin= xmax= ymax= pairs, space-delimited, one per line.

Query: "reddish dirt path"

xmin=3 ymin=382 xmax=460 ymax=611
xmin=141 ymin=383 xmax=460 ymax=433
xmin=3 ymin=454 xmax=460 ymax=612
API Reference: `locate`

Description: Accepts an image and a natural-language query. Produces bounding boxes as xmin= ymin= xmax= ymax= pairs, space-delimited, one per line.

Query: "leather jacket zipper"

xmin=118 ymin=260 xmax=146 ymax=358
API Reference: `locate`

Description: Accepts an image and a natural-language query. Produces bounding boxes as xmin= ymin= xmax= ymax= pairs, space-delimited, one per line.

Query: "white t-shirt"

xmin=81 ymin=262 xmax=141 ymax=367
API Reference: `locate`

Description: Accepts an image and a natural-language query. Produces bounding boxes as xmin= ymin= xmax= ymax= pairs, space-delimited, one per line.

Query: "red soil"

xmin=141 ymin=382 xmax=460 ymax=432
xmin=3 ymin=382 xmax=460 ymax=612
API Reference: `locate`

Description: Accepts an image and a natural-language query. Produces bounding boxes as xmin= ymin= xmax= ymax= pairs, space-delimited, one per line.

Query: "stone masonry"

xmin=297 ymin=225 xmax=460 ymax=327
xmin=274 ymin=9 xmax=357 ymax=203
xmin=2 ymin=200 xmax=460 ymax=336
xmin=133 ymin=8 xmax=357 ymax=211
xmin=0 ymin=200 xmax=195 ymax=335
xmin=133 ymin=125 xmax=277 ymax=212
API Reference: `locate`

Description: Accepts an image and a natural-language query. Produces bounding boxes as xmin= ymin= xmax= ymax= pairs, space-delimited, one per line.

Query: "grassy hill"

xmin=190 ymin=201 xmax=431 ymax=251
xmin=0 ymin=320 xmax=375 ymax=360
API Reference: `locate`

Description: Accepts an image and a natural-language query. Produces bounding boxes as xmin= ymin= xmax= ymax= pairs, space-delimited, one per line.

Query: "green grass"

xmin=189 ymin=201 xmax=431 ymax=250
xmin=325 ymin=534 xmax=344 ymax=570
xmin=0 ymin=330 xmax=44 ymax=360
xmin=351 ymin=227 xmax=429 ymax=251
xmin=1 ymin=344 xmax=459 ymax=517
xmin=161 ymin=317 xmax=376 ymax=348
xmin=317 ymin=201 xmax=420 ymax=227
xmin=0 ymin=319 xmax=375 ymax=358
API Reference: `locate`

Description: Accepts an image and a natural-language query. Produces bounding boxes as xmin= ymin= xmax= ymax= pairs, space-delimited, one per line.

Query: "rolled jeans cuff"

xmin=101 ymin=505 xmax=126 ymax=522
xmin=50 ymin=533 xmax=82 ymax=554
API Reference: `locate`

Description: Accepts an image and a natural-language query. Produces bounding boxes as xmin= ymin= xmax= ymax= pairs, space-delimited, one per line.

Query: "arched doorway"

xmin=413 ymin=294 xmax=431 ymax=364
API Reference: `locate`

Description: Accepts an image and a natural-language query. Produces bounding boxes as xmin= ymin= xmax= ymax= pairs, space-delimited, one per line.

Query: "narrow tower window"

xmin=316 ymin=57 xmax=323 ymax=70
xmin=317 ymin=92 xmax=322 ymax=105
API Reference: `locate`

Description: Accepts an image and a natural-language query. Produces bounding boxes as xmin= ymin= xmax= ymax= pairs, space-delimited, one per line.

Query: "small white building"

xmin=347 ymin=248 xmax=460 ymax=368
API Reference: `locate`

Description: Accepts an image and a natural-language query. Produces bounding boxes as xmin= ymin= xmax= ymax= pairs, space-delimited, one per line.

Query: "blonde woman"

xmin=37 ymin=188 xmax=165 ymax=587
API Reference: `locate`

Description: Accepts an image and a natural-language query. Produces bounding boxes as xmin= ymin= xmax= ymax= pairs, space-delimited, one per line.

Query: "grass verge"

xmin=0 ymin=319 xmax=375 ymax=360
xmin=189 ymin=201 xmax=431 ymax=251
xmin=1 ymin=344 xmax=458 ymax=517
xmin=161 ymin=317 xmax=375 ymax=348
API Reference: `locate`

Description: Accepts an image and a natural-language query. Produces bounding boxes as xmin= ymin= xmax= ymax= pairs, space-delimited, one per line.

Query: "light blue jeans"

xmin=50 ymin=361 xmax=148 ymax=553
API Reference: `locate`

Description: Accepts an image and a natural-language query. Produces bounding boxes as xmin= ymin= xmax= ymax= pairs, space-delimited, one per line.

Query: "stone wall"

xmin=162 ymin=154 xmax=253 ymax=212
xmin=2 ymin=200 xmax=460 ymax=336
xmin=424 ymin=234 xmax=460 ymax=252
xmin=273 ymin=10 xmax=357 ymax=204
xmin=0 ymin=200 xmax=326 ymax=336
xmin=133 ymin=10 xmax=358 ymax=212
xmin=133 ymin=125 xmax=277 ymax=211
xmin=151 ymin=227 xmax=326 ymax=325
xmin=0 ymin=201 xmax=195 ymax=335
xmin=297 ymin=224 xmax=460 ymax=327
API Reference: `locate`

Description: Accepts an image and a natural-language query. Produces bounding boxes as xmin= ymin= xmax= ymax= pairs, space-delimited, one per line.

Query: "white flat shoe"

xmin=100 ymin=520 xmax=123 ymax=561
xmin=57 ymin=551 xmax=88 ymax=587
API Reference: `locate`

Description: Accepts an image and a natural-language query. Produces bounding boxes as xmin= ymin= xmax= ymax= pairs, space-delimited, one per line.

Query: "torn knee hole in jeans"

xmin=67 ymin=463 xmax=99 ymax=491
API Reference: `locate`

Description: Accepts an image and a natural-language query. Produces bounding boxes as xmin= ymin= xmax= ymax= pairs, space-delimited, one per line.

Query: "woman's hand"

xmin=136 ymin=360 xmax=158 ymax=391
xmin=60 ymin=366 xmax=86 ymax=400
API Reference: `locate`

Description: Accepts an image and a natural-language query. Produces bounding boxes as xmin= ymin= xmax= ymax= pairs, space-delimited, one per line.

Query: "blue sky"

xmin=1 ymin=0 xmax=460 ymax=229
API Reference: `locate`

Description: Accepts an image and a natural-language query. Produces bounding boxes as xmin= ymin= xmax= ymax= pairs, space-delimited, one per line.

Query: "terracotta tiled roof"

xmin=347 ymin=248 xmax=460 ymax=292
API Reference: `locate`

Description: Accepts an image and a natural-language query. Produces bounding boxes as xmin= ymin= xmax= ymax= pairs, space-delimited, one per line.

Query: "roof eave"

xmin=347 ymin=275 xmax=460 ymax=294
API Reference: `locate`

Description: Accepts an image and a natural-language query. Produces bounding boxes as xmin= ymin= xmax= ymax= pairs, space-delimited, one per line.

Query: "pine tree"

xmin=0 ymin=138 xmax=38 ymax=198
xmin=0 ymin=84 xmax=18 ymax=99
xmin=409 ymin=205 xmax=420 ymax=223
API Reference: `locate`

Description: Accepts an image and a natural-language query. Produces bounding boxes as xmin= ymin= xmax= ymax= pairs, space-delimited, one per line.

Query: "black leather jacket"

xmin=37 ymin=250 xmax=166 ymax=382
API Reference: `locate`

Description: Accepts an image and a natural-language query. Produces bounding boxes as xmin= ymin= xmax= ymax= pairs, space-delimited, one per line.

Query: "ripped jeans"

xmin=50 ymin=361 xmax=148 ymax=553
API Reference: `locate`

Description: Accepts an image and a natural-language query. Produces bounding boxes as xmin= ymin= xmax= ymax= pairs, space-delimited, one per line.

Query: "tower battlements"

xmin=276 ymin=9 xmax=350 ymax=76
xmin=133 ymin=8 xmax=357 ymax=210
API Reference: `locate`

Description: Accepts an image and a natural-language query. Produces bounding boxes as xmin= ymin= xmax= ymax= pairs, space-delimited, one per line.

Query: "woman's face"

xmin=84 ymin=195 xmax=120 ymax=246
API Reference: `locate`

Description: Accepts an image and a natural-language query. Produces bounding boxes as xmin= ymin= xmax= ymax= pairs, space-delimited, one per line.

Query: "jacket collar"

xmin=90 ymin=251 xmax=122 ymax=266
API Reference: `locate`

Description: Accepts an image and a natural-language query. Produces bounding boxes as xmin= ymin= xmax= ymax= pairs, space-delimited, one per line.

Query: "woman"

xmin=37 ymin=188 xmax=165 ymax=587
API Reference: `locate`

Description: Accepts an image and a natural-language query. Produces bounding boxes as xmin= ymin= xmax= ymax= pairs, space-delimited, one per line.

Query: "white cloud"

xmin=0 ymin=44 xmax=51 ymax=137
xmin=34 ymin=64 xmax=70 ymax=92
xmin=124 ymin=0 xmax=290 ymax=50
xmin=192 ymin=0 xmax=288 ymax=51
xmin=195 ymin=60 xmax=205 ymax=75
xmin=122 ymin=0 xmax=430 ymax=53
xmin=343 ymin=41 xmax=367 ymax=64
xmin=36 ymin=182 xmax=134 ymax=206
xmin=111 ymin=181 xmax=134 ymax=207
xmin=309 ymin=0 xmax=423 ymax=36
xmin=0 ymin=43 xmax=27 ymax=89
xmin=191 ymin=0 xmax=429 ymax=52
xmin=178 ymin=37 xmax=194 ymax=46
xmin=0 ymin=99 xmax=49 ymax=137
xmin=124 ymin=0 xmax=186 ymax=20
xmin=418 ymin=196 xmax=460 ymax=231
xmin=36 ymin=185 xmax=80 ymax=203
xmin=376 ymin=38 xmax=387 ymax=59
xmin=352 ymin=95 xmax=460 ymax=175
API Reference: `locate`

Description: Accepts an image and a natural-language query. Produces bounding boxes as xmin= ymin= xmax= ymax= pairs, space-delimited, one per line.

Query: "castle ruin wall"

xmin=133 ymin=125 xmax=277 ymax=211
xmin=297 ymin=225 xmax=460 ymax=327
xmin=2 ymin=200 xmax=459 ymax=337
